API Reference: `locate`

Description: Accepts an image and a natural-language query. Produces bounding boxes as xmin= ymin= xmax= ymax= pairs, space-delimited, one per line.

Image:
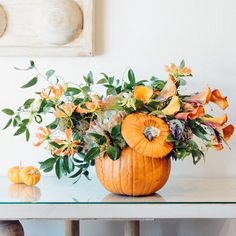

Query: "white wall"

xmin=0 ymin=0 xmax=236 ymax=235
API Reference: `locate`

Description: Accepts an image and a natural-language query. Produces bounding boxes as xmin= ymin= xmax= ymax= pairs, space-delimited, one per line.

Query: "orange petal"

xmin=158 ymin=78 xmax=177 ymax=101
xmin=220 ymin=124 xmax=234 ymax=141
xmin=210 ymin=89 xmax=228 ymax=110
xmin=65 ymin=128 xmax=72 ymax=140
xmin=180 ymin=67 xmax=192 ymax=76
xmin=162 ymin=96 xmax=180 ymax=116
xmin=175 ymin=105 xmax=205 ymax=120
xmin=187 ymin=87 xmax=212 ymax=105
xmin=134 ymin=86 xmax=153 ymax=103
xmin=201 ymin=114 xmax=228 ymax=127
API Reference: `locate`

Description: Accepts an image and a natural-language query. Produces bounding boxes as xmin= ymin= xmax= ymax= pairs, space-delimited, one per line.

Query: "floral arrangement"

xmin=2 ymin=60 xmax=234 ymax=182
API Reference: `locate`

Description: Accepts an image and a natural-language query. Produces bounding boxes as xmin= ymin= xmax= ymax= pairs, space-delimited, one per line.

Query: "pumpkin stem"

xmin=144 ymin=126 xmax=160 ymax=141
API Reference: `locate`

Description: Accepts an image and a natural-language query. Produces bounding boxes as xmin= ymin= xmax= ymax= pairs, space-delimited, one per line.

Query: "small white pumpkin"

xmin=34 ymin=0 xmax=83 ymax=45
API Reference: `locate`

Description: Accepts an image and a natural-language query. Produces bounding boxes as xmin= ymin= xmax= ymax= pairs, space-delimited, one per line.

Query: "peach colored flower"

xmin=34 ymin=127 xmax=51 ymax=147
xmin=186 ymin=87 xmax=212 ymax=105
xmin=175 ymin=104 xmax=205 ymax=120
xmin=133 ymin=86 xmax=153 ymax=103
xmin=201 ymin=114 xmax=228 ymax=127
xmin=165 ymin=63 xmax=192 ymax=77
xmin=162 ymin=96 xmax=180 ymax=116
xmin=76 ymin=95 xmax=100 ymax=114
xmin=158 ymin=77 xmax=177 ymax=101
xmin=54 ymin=103 xmax=76 ymax=118
xmin=40 ymin=84 xmax=64 ymax=100
xmin=210 ymin=89 xmax=228 ymax=110
xmin=54 ymin=128 xmax=80 ymax=157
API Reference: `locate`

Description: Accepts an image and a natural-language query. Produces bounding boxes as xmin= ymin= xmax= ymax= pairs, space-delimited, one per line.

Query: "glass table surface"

xmin=1 ymin=176 xmax=236 ymax=204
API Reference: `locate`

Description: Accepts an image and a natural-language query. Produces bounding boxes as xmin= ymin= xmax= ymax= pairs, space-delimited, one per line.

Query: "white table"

xmin=1 ymin=176 xmax=236 ymax=236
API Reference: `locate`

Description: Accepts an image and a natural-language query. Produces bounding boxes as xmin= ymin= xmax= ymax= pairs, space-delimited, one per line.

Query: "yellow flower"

xmin=133 ymin=86 xmax=153 ymax=103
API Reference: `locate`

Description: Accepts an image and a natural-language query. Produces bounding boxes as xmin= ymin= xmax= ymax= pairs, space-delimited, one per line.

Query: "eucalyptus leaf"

xmin=21 ymin=77 xmax=38 ymax=88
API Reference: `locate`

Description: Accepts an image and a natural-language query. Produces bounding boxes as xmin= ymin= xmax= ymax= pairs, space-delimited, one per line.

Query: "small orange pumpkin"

xmin=19 ymin=166 xmax=41 ymax=186
xmin=8 ymin=166 xmax=24 ymax=184
xmin=96 ymin=147 xmax=171 ymax=196
xmin=121 ymin=113 xmax=173 ymax=158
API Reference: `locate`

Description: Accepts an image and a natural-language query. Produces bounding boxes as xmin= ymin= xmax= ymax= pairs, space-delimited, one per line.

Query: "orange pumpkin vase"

xmin=95 ymin=147 xmax=171 ymax=196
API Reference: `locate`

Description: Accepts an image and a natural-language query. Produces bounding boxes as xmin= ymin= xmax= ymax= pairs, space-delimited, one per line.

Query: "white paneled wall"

xmin=0 ymin=0 xmax=236 ymax=235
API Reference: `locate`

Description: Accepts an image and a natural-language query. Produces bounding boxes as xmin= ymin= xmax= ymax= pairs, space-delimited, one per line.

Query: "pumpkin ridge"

xmin=119 ymin=151 xmax=125 ymax=195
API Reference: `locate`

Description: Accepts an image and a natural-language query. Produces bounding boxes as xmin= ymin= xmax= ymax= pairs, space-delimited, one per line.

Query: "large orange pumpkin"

xmin=121 ymin=113 xmax=173 ymax=158
xmin=95 ymin=147 xmax=171 ymax=196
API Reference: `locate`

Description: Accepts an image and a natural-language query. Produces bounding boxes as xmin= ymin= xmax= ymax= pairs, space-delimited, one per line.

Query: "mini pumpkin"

xmin=121 ymin=113 xmax=173 ymax=158
xmin=96 ymin=147 xmax=171 ymax=196
xmin=19 ymin=166 xmax=41 ymax=186
xmin=8 ymin=166 xmax=24 ymax=184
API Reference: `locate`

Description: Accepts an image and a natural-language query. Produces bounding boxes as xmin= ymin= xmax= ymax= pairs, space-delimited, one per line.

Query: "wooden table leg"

xmin=65 ymin=220 xmax=80 ymax=236
xmin=124 ymin=220 xmax=140 ymax=236
xmin=0 ymin=220 xmax=24 ymax=236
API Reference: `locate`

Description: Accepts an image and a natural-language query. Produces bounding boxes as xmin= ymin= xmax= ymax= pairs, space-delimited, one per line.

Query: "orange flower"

xmin=133 ymin=86 xmax=153 ymax=103
xmin=40 ymin=84 xmax=64 ymax=100
xmin=211 ymin=135 xmax=224 ymax=150
xmin=219 ymin=124 xmax=234 ymax=141
xmin=201 ymin=114 xmax=228 ymax=127
xmin=54 ymin=103 xmax=76 ymax=118
xmin=175 ymin=104 xmax=205 ymax=120
xmin=34 ymin=127 xmax=51 ymax=147
xmin=165 ymin=63 xmax=192 ymax=77
xmin=76 ymin=95 xmax=100 ymax=114
xmin=158 ymin=77 xmax=177 ymax=101
xmin=210 ymin=89 xmax=228 ymax=110
xmin=187 ymin=87 xmax=212 ymax=105
xmin=54 ymin=128 xmax=80 ymax=156
xmin=162 ymin=96 xmax=180 ymax=116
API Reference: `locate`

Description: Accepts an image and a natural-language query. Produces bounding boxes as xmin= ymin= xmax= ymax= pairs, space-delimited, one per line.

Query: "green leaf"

xmin=2 ymin=118 xmax=12 ymax=130
xmin=65 ymin=87 xmax=81 ymax=96
xmin=111 ymin=124 xmax=121 ymax=137
xmin=89 ymin=133 xmax=107 ymax=145
xmin=13 ymin=115 xmax=21 ymax=127
xmin=64 ymin=156 xmax=75 ymax=174
xmin=55 ymin=158 xmax=64 ymax=179
xmin=83 ymin=71 xmax=94 ymax=85
xmin=21 ymin=77 xmax=38 ymax=88
xmin=23 ymin=98 xmax=35 ymax=109
xmin=107 ymin=145 xmax=121 ymax=160
xmin=14 ymin=61 xmax=35 ymax=71
xmin=179 ymin=59 xmax=185 ymax=69
xmin=2 ymin=108 xmax=14 ymax=116
xmin=70 ymin=169 xmax=83 ymax=178
xmin=46 ymin=70 xmax=55 ymax=78
xmin=108 ymin=76 xmax=114 ymax=85
xmin=34 ymin=115 xmax=42 ymax=123
xmin=84 ymin=147 xmax=100 ymax=162
xmin=128 ymin=69 xmax=136 ymax=86
xmin=39 ymin=157 xmax=57 ymax=171
xmin=14 ymin=126 xmax=26 ymax=136
xmin=97 ymin=78 xmax=107 ymax=84
xmin=25 ymin=128 xmax=30 ymax=142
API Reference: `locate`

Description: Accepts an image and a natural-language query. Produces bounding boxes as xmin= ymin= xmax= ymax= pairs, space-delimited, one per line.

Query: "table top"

xmin=1 ymin=176 xmax=236 ymax=219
